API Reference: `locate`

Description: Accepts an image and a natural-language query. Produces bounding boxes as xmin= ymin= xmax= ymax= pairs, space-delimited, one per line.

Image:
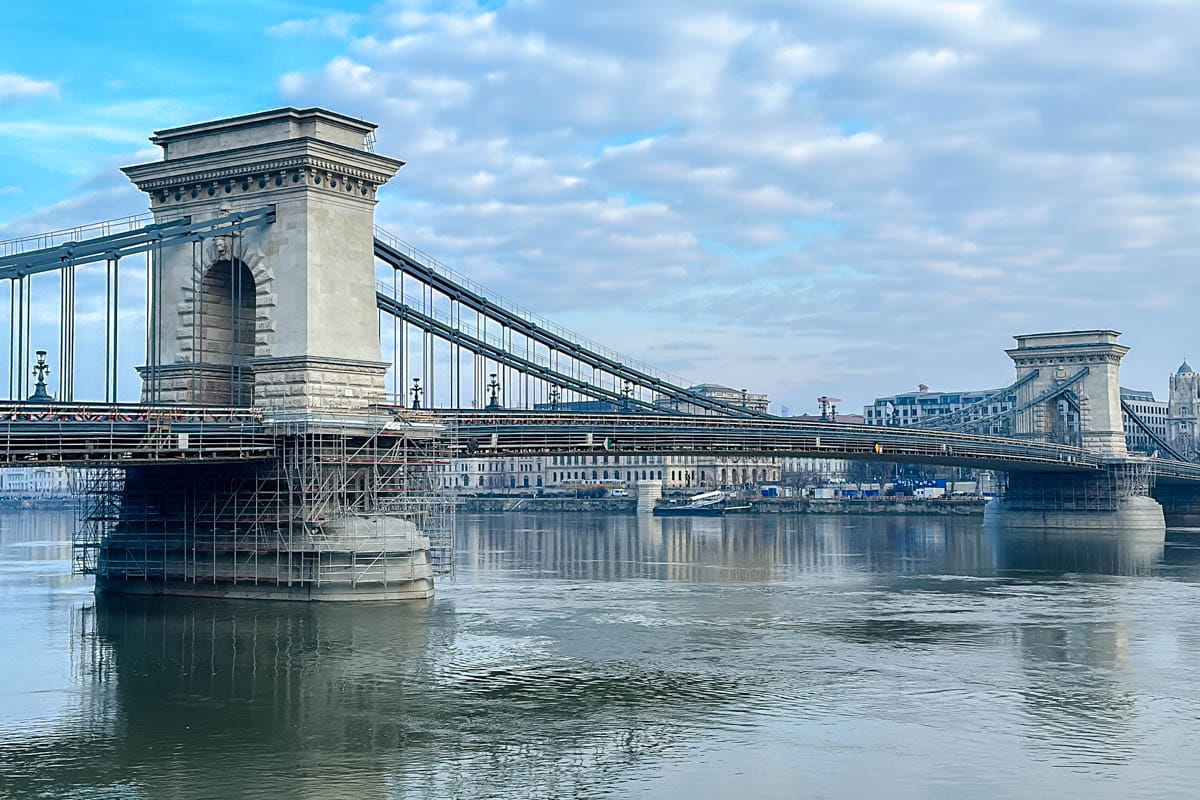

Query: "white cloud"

xmin=20 ymin=0 xmax=1200 ymax=412
xmin=887 ymin=47 xmax=975 ymax=74
xmin=0 ymin=73 xmax=59 ymax=103
xmin=266 ymin=13 xmax=358 ymax=39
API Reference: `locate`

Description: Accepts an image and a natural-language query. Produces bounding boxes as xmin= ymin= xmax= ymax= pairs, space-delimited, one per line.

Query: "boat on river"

xmin=653 ymin=490 xmax=742 ymax=516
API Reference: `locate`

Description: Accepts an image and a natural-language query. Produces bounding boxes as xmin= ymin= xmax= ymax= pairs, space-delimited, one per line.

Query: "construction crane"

xmin=817 ymin=396 xmax=842 ymax=421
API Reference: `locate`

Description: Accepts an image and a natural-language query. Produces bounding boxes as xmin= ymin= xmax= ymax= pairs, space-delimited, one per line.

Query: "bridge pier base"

xmin=984 ymin=463 xmax=1166 ymax=534
xmin=75 ymin=414 xmax=452 ymax=602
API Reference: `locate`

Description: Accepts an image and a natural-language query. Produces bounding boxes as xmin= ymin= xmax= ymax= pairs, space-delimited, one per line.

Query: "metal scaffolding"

xmin=999 ymin=461 xmax=1154 ymax=512
xmin=72 ymin=412 xmax=455 ymax=598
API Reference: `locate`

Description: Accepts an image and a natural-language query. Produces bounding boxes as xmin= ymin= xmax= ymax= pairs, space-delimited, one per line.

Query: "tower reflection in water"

xmin=58 ymin=594 xmax=440 ymax=799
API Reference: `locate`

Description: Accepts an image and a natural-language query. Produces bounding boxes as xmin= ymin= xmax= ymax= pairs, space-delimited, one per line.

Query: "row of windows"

xmin=551 ymin=470 xmax=664 ymax=483
xmin=546 ymin=467 xmax=781 ymax=485
xmin=866 ymin=404 xmax=1013 ymax=420
xmin=452 ymin=455 xmax=757 ymax=472
xmin=458 ymin=461 xmax=543 ymax=472
xmin=445 ymin=476 xmax=547 ymax=488
xmin=551 ymin=454 xmax=667 ymax=466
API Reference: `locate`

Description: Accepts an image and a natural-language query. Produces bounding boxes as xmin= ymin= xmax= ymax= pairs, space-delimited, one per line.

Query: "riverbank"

xmin=456 ymin=496 xmax=988 ymax=515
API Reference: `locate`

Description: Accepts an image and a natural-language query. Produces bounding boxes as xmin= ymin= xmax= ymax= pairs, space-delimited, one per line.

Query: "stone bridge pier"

xmin=986 ymin=330 xmax=1165 ymax=534
xmin=85 ymin=108 xmax=446 ymax=602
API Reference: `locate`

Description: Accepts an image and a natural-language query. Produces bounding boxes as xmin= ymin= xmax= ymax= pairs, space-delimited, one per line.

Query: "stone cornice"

xmin=1009 ymin=353 xmax=1126 ymax=366
xmin=122 ymin=137 xmax=403 ymax=205
xmin=127 ymin=153 xmax=398 ymax=190
xmin=250 ymin=355 xmax=391 ymax=371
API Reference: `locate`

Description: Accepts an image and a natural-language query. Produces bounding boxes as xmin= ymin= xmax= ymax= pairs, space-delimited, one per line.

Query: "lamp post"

xmin=410 ymin=377 xmax=423 ymax=410
xmin=28 ymin=350 xmax=53 ymax=403
xmin=486 ymin=373 xmax=503 ymax=410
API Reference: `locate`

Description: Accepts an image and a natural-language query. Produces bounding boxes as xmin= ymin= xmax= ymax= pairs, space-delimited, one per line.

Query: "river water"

xmin=3 ymin=509 xmax=1200 ymax=799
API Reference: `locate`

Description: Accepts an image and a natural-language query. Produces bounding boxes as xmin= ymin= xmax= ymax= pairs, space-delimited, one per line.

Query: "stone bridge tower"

xmin=122 ymin=107 xmax=404 ymax=409
xmin=1006 ymin=330 xmax=1128 ymax=456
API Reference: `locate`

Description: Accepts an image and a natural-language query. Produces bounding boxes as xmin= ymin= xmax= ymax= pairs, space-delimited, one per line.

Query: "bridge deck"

xmin=442 ymin=411 xmax=1200 ymax=482
xmin=432 ymin=410 xmax=1104 ymax=472
xmin=3 ymin=404 xmax=1200 ymax=483
xmin=0 ymin=403 xmax=274 ymax=467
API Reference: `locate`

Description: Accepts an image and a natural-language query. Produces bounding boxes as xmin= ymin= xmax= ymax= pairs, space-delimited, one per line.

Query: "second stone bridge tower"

xmin=1006 ymin=330 xmax=1129 ymax=456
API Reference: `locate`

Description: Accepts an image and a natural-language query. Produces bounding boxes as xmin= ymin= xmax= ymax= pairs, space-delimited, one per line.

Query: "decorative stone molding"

xmin=122 ymin=130 xmax=404 ymax=212
xmin=137 ymin=158 xmax=394 ymax=209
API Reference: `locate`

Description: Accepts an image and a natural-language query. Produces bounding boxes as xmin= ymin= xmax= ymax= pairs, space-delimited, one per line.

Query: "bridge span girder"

xmin=440 ymin=411 xmax=1107 ymax=474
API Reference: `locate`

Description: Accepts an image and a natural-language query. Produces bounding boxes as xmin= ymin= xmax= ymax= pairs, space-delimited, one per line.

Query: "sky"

xmin=3 ymin=0 xmax=1200 ymax=413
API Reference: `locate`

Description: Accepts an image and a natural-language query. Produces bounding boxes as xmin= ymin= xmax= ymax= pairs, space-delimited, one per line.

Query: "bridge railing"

xmin=0 ymin=213 xmax=154 ymax=258
xmin=0 ymin=402 xmax=272 ymax=466
xmin=0 ymin=402 xmax=262 ymax=425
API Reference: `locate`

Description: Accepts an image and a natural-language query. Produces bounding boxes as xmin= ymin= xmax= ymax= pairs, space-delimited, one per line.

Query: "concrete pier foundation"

xmin=75 ymin=413 xmax=453 ymax=602
xmin=984 ymin=464 xmax=1165 ymax=535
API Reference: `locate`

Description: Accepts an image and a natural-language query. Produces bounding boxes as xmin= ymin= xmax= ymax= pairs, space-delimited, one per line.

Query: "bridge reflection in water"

xmin=5 ymin=510 xmax=1200 ymax=799
xmin=454 ymin=512 xmax=1176 ymax=582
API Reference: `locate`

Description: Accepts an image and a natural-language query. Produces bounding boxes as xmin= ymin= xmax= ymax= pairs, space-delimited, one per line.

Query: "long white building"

xmin=0 ymin=467 xmax=76 ymax=497
xmin=443 ymin=452 xmax=780 ymax=492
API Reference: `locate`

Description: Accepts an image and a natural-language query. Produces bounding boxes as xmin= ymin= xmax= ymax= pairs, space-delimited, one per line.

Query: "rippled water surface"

xmin=4 ymin=509 xmax=1200 ymax=799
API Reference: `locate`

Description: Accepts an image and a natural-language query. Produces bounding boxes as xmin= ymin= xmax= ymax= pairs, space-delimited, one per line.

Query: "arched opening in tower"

xmin=198 ymin=258 xmax=255 ymax=405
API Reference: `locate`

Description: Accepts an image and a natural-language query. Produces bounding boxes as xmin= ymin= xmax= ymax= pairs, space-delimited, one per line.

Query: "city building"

xmin=443 ymin=456 xmax=546 ymax=490
xmin=1122 ymin=388 xmax=1168 ymax=455
xmin=443 ymin=452 xmax=781 ymax=493
xmin=654 ymin=384 xmax=770 ymax=415
xmin=1168 ymin=361 xmax=1200 ymax=459
xmin=0 ymin=466 xmax=76 ymax=498
xmin=781 ymin=456 xmax=849 ymax=484
xmin=864 ymin=388 xmax=1016 ymax=435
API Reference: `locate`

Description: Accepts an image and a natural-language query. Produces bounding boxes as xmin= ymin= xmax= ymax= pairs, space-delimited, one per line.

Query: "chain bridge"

xmin=1 ymin=107 xmax=1195 ymax=601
